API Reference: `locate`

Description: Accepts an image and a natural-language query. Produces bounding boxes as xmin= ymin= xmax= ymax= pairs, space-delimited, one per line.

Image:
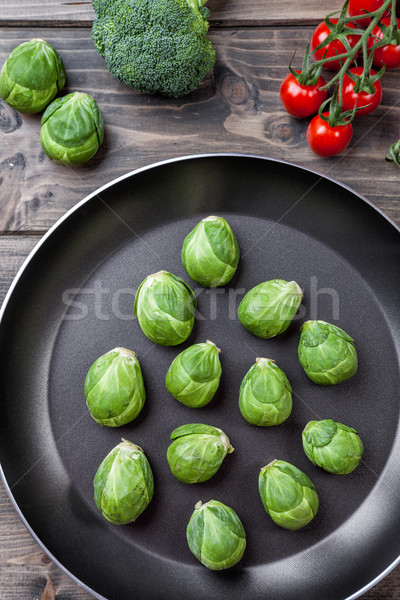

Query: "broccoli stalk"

xmin=92 ymin=0 xmax=216 ymax=98
xmin=186 ymin=0 xmax=208 ymax=9
xmin=186 ymin=0 xmax=211 ymax=18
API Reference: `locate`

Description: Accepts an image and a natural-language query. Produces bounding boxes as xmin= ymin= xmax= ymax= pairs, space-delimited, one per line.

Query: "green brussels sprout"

xmin=302 ymin=419 xmax=364 ymax=475
xmin=181 ymin=216 xmax=240 ymax=287
xmin=238 ymin=279 xmax=303 ymax=339
xmin=239 ymin=358 xmax=292 ymax=426
xmin=84 ymin=347 xmax=145 ymax=427
xmin=186 ymin=499 xmax=246 ymax=570
xmin=40 ymin=91 xmax=104 ymax=165
xmin=167 ymin=424 xmax=233 ymax=483
xmin=298 ymin=320 xmax=358 ymax=385
xmin=0 ymin=39 xmax=66 ymax=114
xmin=258 ymin=459 xmax=319 ymax=530
xmin=134 ymin=270 xmax=197 ymax=346
xmin=94 ymin=439 xmax=154 ymax=524
xmin=165 ymin=340 xmax=221 ymax=408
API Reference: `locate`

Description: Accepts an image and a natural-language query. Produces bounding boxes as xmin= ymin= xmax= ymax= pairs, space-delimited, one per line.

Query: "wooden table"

xmin=0 ymin=1 xmax=399 ymax=598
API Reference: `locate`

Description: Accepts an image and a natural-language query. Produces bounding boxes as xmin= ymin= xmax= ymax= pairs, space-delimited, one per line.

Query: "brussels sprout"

xmin=84 ymin=347 xmax=145 ymax=427
xmin=0 ymin=39 xmax=66 ymax=114
xmin=239 ymin=358 xmax=292 ymax=426
xmin=165 ymin=340 xmax=221 ymax=408
xmin=93 ymin=439 xmax=154 ymax=524
xmin=238 ymin=279 xmax=303 ymax=338
xmin=186 ymin=500 xmax=246 ymax=570
xmin=167 ymin=424 xmax=233 ymax=483
xmin=258 ymin=459 xmax=319 ymax=530
xmin=181 ymin=216 xmax=240 ymax=287
xmin=302 ymin=419 xmax=364 ymax=474
xmin=40 ymin=91 xmax=104 ymax=165
xmin=134 ymin=270 xmax=197 ymax=346
xmin=298 ymin=320 xmax=358 ymax=385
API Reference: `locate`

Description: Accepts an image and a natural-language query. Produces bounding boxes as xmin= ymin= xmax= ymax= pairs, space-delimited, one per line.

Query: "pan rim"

xmin=1 ymin=152 xmax=399 ymax=600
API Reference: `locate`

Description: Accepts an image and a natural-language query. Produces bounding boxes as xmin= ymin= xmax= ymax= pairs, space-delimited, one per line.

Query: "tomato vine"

xmin=280 ymin=0 xmax=400 ymax=160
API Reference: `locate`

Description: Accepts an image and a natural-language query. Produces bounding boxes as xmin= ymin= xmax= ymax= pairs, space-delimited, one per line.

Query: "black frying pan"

xmin=1 ymin=154 xmax=399 ymax=600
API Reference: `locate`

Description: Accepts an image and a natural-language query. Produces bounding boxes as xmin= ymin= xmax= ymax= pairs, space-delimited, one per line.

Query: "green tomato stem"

xmin=312 ymin=0 xmax=393 ymax=126
xmin=386 ymin=139 xmax=400 ymax=166
xmin=316 ymin=0 xmax=392 ymax=84
xmin=391 ymin=0 xmax=397 ymax=28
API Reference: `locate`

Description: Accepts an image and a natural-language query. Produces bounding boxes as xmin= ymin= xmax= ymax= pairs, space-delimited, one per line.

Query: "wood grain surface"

xmin=0 ymin=0 xmax=349 ymax=27
xmin=0 ymin=0 xmax=399 ymax=598
xmin=0 ymin=28 xmax=399 ymax=234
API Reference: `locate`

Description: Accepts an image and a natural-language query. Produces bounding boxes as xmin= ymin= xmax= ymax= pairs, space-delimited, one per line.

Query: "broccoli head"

xmin=92 ymin=0 xmax=216 ymax=98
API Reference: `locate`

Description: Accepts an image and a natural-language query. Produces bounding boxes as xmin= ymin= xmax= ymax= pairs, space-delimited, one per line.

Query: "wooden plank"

xmin=0 ymin=0 xmax=343 ymax=27
xmin=0 ymin=235 xmax=39 ymax=298
xmin=0 ymin=236 xmax=90 ymax=599
xmin=0 ymin=482 xmax=93 ymax=600
xmin=0 ymin=27 xmax=399 ymax=233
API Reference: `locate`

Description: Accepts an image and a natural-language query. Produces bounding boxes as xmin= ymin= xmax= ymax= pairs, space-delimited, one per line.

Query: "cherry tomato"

xmin=307 ymin=113 xmax=353 ymax=156
xmin=369 ymin=18 xmax=400 ymax=69
xmin=311 ymin=19 xmax=360 ymax=70
xmin=280 ymin=72 xmax=328 ymax=118
xmin=341 ymin=66 xmax=383 ymax=115
xmin=348 ymin=0 xmax=389 ymax=27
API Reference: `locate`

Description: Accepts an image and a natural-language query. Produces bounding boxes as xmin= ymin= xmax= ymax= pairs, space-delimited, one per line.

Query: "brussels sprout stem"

xmin=148 ymin=270 xmax=168 ymax=277
xmin=202 ymin=215 xmax=220 ymax=222
xmin=291 ymin=281 xmax=304 ymax=298
xmin=206 ymin=339 xmax=221 ymax=352
xmin=195 ymin=500 xmax=203 ymax=510
xmin=113 ymin=347 xmax=137 ymax=357
xmin=263 ymin=459 xmax=278 ymax=469
xmin=256 ymin=357 xmax=275 ymax=364
xmin=220 ymin=431 xmax=234 ymax=454
xmin=119 ymin=439 xmax=142 ymax=452
xmin=145 ymin=270 xmax=168 ymax=286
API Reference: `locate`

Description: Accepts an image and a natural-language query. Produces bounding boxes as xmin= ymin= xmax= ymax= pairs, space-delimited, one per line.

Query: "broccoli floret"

xmin=92 ymin=0 xmax=216 ymax=98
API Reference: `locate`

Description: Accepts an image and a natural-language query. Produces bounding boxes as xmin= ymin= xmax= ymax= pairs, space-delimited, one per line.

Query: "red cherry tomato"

xmin=280 ymin=72 xmax=328 ymax=118
xmin=341 ymin=67 xmax=383 ymax=115
xmin=307 ymin=113 xmax=353 ymax=157
xmin=369 ymin=18 xmax=400 ymax=69
xmin=348 ymin=0 xmax=389 ymax=27
xmin=311 ymin=19 xmax=360 ymax=70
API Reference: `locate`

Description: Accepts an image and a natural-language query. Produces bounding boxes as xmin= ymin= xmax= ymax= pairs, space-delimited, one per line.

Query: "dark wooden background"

xmin=0 ymin=1 xmax=399 ymax=598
